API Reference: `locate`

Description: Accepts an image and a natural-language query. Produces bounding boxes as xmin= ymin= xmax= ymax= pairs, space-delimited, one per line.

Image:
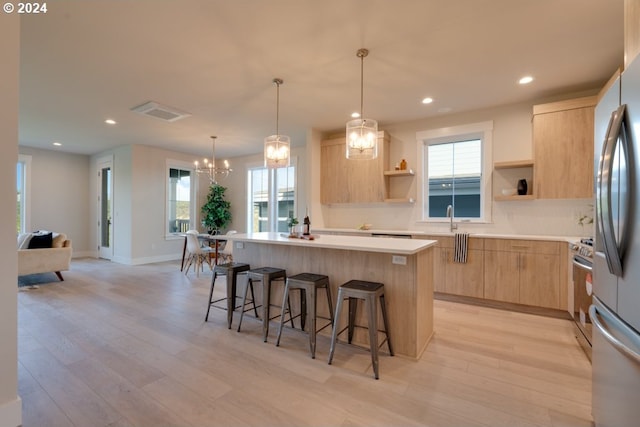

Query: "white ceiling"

xmin=18 ymin=0 xmax=624 ymax=159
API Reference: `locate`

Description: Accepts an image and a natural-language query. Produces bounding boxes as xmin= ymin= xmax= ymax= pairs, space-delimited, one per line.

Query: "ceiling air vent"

xmin=130 ymin=101 xmax=191 ymax=122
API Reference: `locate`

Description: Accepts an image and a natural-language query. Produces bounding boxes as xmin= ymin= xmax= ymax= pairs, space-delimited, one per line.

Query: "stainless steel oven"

xmin=571 ymin=238 xmax=594 ymax=360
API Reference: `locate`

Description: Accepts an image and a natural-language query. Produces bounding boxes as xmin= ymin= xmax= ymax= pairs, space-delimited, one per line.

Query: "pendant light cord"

xmin=360 ymin=52 xmax=364 ymax=118
xmin=355 ymin=48 xmax=369 ymax=119
xmin=273 ymin=78 xmax=283 ymax=137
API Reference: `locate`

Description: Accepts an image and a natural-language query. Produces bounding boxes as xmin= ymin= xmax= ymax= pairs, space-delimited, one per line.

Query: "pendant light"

xmin=264 ymin=78 xmax=291 ymax=168
xmin=346 ymin=48 xmax=378 ymax=160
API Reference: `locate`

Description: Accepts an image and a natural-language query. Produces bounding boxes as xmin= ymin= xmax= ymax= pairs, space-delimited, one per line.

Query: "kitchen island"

xmin=228 ymin=232 xmax=437 ymax=359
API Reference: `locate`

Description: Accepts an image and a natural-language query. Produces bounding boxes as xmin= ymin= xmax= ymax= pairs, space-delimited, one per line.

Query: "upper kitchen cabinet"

xmin=321 ymin=131 xmax=390 ymax=204
xmin=625 ymin=0 xmax=640 ymax=68
xmin=532 ymin=96 xmax=596 ymax=199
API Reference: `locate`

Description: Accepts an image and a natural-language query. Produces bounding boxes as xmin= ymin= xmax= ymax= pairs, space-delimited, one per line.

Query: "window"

xmin=17 ymin=155 xmax=32 ymax=234
xmin=418 ymin=121 xmax=492 ymax=222
xmin=167 ymin=162 xmax=195 ymax=235
xmin=247 ymin=162 xmax=296 ymax=233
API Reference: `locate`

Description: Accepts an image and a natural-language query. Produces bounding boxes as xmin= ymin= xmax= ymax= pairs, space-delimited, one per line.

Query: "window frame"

xmin=165 ymin=159 xmax=197 ymax=238
xmin=246 ymin=157 xmax=297 ymax=233
xmin=416 ymin=121 xmax=493 ymax=224
xmin=17 ymin=154 xmax=32 ymax=234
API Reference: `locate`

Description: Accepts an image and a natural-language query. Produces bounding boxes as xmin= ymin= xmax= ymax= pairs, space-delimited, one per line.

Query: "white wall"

xmin=90 ymin=144 xmax=211 ymax=265
xmin=317 ymin=100 xmax=596 ymax=238
xmin=0 ymin=13 xmax=22 ymax=427
xmin=18 ymin=147 xmax=92 ymax=256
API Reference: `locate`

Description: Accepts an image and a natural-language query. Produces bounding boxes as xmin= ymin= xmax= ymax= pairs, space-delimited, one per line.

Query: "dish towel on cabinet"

xmin=453 ymin=232 xmax=469 ymax=263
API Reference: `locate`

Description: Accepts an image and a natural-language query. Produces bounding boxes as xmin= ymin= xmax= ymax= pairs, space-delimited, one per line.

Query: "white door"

xmin=97 ymin=156 xmax=113 ymax=260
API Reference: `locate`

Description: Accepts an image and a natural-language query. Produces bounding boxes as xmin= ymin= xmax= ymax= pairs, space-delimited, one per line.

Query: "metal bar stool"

xmin=275 ymin=273 xmax=334 ymax=359
xmin=237 ymin=267 xmax=293 ymax=342
xmin=205 ymin=262 xmax=257 ymax=329
xmin=327 ymin=280 xmax=394 ymax=379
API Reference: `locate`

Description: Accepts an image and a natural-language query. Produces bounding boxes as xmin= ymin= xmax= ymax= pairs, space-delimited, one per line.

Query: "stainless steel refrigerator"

xmin=592 ymin=54 xmax=640 ymax=427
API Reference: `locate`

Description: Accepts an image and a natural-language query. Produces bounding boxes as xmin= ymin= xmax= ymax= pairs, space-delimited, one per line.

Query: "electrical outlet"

xmin=235 ymin=242 xmax=244 ymax=249
xmin=392 ymin=255 xmax=406 ymax=265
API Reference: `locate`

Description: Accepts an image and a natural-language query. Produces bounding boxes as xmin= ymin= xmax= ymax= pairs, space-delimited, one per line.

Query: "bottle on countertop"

xmin=400 ymin=159 xmax=407 ymax=170
xmin=303 ymin=209 xmax=311 ymax=235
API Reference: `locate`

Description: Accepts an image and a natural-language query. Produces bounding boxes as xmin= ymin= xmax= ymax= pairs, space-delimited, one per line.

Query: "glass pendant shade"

xmin=264 ymin=134 xmax=290 ymax=168
xmin=346 ymin=48 xmax=378 ymax=160
xmin=264 ymin=78 xmax=291 ymax=168
xmin=346 ymin=118 xmax=378 ymax=159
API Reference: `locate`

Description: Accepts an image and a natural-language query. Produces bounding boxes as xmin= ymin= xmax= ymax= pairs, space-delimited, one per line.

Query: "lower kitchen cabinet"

xmin=483 ymin=251 xmax=519 ymax=303
xmin=427 ymin=235 xmax=484 ymax=298
xmin=484 ymin=239 xmax=561 ymax=309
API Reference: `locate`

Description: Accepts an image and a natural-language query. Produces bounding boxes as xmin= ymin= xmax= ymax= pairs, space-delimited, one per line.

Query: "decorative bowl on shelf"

xmin=501 ymin=188 xmax=516 ymax=196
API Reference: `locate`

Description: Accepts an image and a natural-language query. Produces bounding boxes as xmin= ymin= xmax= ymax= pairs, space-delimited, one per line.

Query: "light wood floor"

xmin=18 ymin=258 xmax=593 ymax=427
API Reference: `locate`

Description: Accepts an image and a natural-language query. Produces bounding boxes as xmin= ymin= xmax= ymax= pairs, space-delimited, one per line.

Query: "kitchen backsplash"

xmin=320 ymin=198 xmax=595 ymax=238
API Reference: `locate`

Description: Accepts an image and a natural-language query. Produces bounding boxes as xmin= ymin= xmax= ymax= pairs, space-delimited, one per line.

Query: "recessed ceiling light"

xmin=519 ymin=76 xmax=534 ymax=85
xmin=52 ymin=142 xmax=62 ymax=147
xmin=351 ymin=112 xmax=360 ymax=118
xmin=105 ymin=119 xmax=117 ymax=125
xmin=422 ymin=97 xmax=433 ymax=104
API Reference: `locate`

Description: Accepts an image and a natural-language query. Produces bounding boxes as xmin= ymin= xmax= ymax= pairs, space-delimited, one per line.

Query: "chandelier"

xmin=346 ymin=48 xmax=378 ymax=160
xmin=194 ymin=136 xmax=232 ymax=184
xmin=264 ymin=78 xmax=291 ymax=168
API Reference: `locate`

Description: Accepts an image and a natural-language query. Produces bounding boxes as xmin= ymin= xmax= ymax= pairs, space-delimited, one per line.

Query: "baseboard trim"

xmin=0 ymin=396 xmax=22 ymax=427
xmin=434 ymin=292 xmax=572 ymax=320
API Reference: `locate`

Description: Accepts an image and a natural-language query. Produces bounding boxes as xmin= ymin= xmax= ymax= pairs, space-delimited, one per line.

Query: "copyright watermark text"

xmin=3 ymin=2 xmax=48 ymax=14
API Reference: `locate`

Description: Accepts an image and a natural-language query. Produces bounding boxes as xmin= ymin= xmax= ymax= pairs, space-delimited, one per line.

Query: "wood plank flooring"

xmin=18 ymin=258 xmax=593 ymax=427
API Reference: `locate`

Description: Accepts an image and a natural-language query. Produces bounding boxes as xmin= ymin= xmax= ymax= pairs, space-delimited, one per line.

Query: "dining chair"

xmin=184 ymin=230 xmax=214 ymax=277
xmin=217 ymin=230 xmax=237 ymax=264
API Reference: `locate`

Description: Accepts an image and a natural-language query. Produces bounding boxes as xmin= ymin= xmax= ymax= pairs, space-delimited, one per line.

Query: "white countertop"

xmin=228 ymin=232 xmax=437 ymax=255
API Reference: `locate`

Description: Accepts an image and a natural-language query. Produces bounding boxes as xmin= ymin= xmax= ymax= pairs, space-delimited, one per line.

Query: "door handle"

xmin=590 ymin=300 xmax=640 ymax=364
xmin=598 ymin=104 xmax=629 ymax=277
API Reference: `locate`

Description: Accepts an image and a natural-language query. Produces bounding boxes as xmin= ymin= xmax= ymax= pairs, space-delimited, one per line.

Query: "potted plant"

xmin=287 ymin=216 xmax=299 ymax=236
xmin=201 ymin=184 xmax=232 ymax=234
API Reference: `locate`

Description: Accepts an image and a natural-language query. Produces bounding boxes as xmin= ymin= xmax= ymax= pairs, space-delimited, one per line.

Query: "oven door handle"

xmin=572 ymin=256 xmax=593 ymax=271
xmin=590 ymin=299 xmax=640 ymax=364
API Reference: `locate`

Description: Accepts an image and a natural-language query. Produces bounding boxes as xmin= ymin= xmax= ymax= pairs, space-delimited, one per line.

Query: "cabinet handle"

xmin=520 ymin=254 xmax=525 ymax=270
xmin=511 ymin=245 xmax=530 ymax=250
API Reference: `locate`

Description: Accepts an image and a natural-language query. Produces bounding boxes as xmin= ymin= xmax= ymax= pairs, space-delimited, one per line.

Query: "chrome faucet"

xmin=446 ymin=204 xmax=457 ymax=232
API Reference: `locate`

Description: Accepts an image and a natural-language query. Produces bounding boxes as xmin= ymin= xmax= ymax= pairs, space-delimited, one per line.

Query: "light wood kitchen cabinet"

xmin=426 ymin=235 xmax=484 ymax=298
xmin=484 ymin=239 xmax=561 ymax=309
xmin=320 ymin=131 xmax=390 ymax=204
xmin=493 ymin=160 xmax=535 ymax=201
xmin=383 ymin=169 xmax=415 ymax=203
xmin=625 ymin=0 xmax=640 ymax=68
xmin=532 ymin=96 xmax=596 ymax=199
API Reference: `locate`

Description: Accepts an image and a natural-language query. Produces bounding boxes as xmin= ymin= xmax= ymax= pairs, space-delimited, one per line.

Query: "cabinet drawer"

xmin=424 ymin=235 xmax=484 ymax=250
xmin=484 ymin=238 xmax=559 ymax=255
